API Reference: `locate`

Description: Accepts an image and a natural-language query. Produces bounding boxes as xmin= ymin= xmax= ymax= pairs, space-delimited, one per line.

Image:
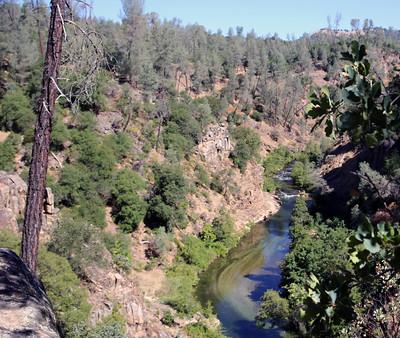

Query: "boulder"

xmin=0 ymin=249 xmax=60 ymax=337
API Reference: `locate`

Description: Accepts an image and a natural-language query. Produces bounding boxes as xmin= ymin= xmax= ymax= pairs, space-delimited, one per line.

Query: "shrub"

xmin=291 ymin=160 xmax=316 ymax=190
xmin=262 ymin=146 xmax=294 ymax=192
xmin=163 ymin=129 xmax=193 ymax=160
xmin=103 ymin=233 xmax=133 ymax=272
xmin=146 ymin=227 xmax=174 ymax=259
xmin=89 ymin=307 xmax=126 ymax=338
xmin=48 ymin=212 xmax=106 ymax=276
xmin=256 ymin=290 xmax=289 ymax=327
xmin=71 ymin=130 xmax=116 ymax=185
xmin=145 ymin=164 xmax=188 ymax=230
xmin=51 ymin=110 xmax=70 ymax=151
xmin=195 ymin=164 xmax=209 ymax=187
xmin=210 ymin=175 xmax=224 ymax=194
xmin=38 ymin=250 xmax=91 ymax=336
xmin=179 ymin=235 xmax=216 ymax=269
xmin=251 ymin=110 xmax=263 ymax=122
xmin=212 ymin=211 xmax=236 ymax=248
xmin=161 ymin=311 xmax=175 ymax=326
xmin=230 ymin=126 xmax=261 ymax=172
xmin=0 ymin=85 xmax=35 ymax=135
xmin=163 ymin=263 xmax=202 ymax=316
xmin=0 ymin=133 xmax=19 ymax=171
xmin=104 ymin=132 xmax=132 ymax=161
xmin=186 ymin=323 xmax=225 ymax=338
xmin=110 ymin=169 xmax=147 ymax=232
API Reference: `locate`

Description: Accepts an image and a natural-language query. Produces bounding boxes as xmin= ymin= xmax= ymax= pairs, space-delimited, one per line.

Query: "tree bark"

xmin=21 ymin=0 xmax=66 ymax=273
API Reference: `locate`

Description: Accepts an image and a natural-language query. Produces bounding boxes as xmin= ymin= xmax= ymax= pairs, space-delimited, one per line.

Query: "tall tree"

xmin=21 ymin=0 xmax=65 ymax=273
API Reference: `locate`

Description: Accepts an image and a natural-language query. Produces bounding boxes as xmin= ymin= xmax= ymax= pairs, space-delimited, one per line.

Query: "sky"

xmin=90 ymin=0 xmax=400 ymax=38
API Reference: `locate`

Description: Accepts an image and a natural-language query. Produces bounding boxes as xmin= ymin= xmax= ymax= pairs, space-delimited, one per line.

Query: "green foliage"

xmin=146 ymin=227 xmax=175 ymax=259
xmin=103 ymin=233 xmax=132 ymax=272
xmin=290 ymin=160 xmax=316 ymax=191
xmin=38 ymin=250 xmax=91 ymax=337
xmin=195 ymin=164 xmax=210 ymax=187
xmin=179 ymin=235 xmax=217 ymax=269
xmin=55 ymin=163 xmax=107 ymax=228
xmin=111 ymin=169 xmax=147 ymax=233
xmin=51 ymin=108 xmax=70 ymax=151
xmin=251 ymin=110 xmax=263 ymax=122
xmin=211 ymin=211 xmax=237 ymax=248
xmin=89 ymin=307 xmax=126 ymax=338
xmin=48 ymin=212 xmax=106 ymax=277
xmin=230 ymin=126 xmax=261 ymax=172
xmin=256 ymin=290 xmax=289 ymax=328
xmin=263 ymin=146 xmax=294 ymax=192
xmin=0 ymin=229 xmax=19 ymax=251
xmin=206 ymin=96 xmax=227 ymax=120
xmin=0 ymin=85 xmax=35 ymax=136
xmin=282 ymin=210 xmax=350 ymax=288
xmin=161 ymin=311 xmax=175 ymax=326
xmin=104 ymin=132 xmax=132 ymax=161
xmin=145 ymin=164 xmax=188 ymax=230
xmin=306 ymin=41 xmax=400 ymax=147
xmin=164 ymin=263 xmax=202 ymax=316
xmin=0 ymin=132 xmax=19 ymax=171
xmin=71 ymin=130 xmax=116 ymax=185
xmin=186 ymin=323 xmax=225 ymax=338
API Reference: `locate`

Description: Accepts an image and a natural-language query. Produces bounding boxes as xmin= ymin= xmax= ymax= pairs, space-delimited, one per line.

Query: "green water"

xmin=198 ymin=171 xmax=297 ymax=338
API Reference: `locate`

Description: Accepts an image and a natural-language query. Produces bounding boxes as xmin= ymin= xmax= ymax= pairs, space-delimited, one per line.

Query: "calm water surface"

xmin=198 ymin=169 xmax=297 ymax=338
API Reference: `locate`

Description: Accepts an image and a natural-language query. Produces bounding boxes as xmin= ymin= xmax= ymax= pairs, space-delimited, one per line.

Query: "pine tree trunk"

xmin=21 ymin=0 xmax=66 ymax=273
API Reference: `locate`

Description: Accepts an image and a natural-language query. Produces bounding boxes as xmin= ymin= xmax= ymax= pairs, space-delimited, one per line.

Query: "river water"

xmin=197 ymin=168 xmax=298 ymax=338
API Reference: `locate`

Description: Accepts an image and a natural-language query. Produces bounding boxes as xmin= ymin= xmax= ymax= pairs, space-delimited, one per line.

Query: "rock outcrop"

xmin=0 ymin=249 xmax=60 ymax=338
xmin=197 ymin=123 xmax=232 ymax=168
xmin=0 ymin=172 xmax=27 ymax=231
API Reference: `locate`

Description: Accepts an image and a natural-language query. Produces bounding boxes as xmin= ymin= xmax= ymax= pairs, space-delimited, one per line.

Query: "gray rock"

xmin=0 ymin=249 xmax=60 ymax=338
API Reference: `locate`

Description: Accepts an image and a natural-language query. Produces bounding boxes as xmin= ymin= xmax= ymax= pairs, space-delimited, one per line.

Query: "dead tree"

xmin=21 ymin=0 xmax=66 ymax=273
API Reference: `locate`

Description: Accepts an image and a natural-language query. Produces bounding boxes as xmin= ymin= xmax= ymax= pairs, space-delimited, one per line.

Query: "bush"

xmin=103 ymin=233 xmax=133 ymax=272
xmin=0 ymin=133 xmax=19 ymax=171
xmin=179 ymin=235 xmax=216 ymax=269
xmin=48 ymin=212 xmax=107 ymax=276
xmin=145 ymin=164 xmax=188 ymax=230
xmin=186 ymin=323 xmax=225 ymax=338
xmin=291 ymin=160 xmax=316 ymax=190
xmin=161 ymin=311 xmax=175 ymax=326
xmin=51 ymin=110 xmax=70 ymax=151
xmin=104 ymin=132 xmax=132 ymax=161
xmin=230 ymin=126 xmax=261 ymax=172
xmin=263 ymin=146 xmax=294 ymax=192
xmin=195 ymin=164 xmax=209 ymax=187
xmin=256 ymin=290 xmax=289 ymax=327
xmin=89 ymin=307 xmax=126 ymax=338
xmin=0 ymin=85 xmax=35 ymax=135
xmin=163 ymin=263 xmax=202 ymax=316
xmin=251 ymin=110 xmax=263 ymax=122
xmin=38 ymin=250 xmax=91 ymax=336
xmin=146 ymin=227 xmax=174 ymax=259
xmin=212 ymin=211 xmax=236 ymax=248
xmin=210 ymin=175 xmax=224 ymax=194
xmin=110 ymin=169 xmax=147 ymax=232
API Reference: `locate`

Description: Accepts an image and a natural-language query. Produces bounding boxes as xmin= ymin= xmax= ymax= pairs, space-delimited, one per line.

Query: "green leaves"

xmin=306 ymin=41 xmax=399 ymax=148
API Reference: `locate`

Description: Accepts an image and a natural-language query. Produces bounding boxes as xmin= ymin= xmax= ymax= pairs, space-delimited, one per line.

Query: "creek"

xmin=197 ymin=167 xmax=298 ymax=338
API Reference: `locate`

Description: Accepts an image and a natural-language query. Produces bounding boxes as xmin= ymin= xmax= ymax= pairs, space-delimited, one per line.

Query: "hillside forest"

xmin=0 ymin=1 xmax=400 ymax=337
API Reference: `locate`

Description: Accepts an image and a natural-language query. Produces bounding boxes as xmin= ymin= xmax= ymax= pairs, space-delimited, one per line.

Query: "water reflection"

xmin=197 ymin=179 xmax=297 ymax=338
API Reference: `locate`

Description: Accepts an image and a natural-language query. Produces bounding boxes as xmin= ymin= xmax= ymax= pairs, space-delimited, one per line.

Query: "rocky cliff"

xmin=0 ymin=249 xmax=60 ymax=338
